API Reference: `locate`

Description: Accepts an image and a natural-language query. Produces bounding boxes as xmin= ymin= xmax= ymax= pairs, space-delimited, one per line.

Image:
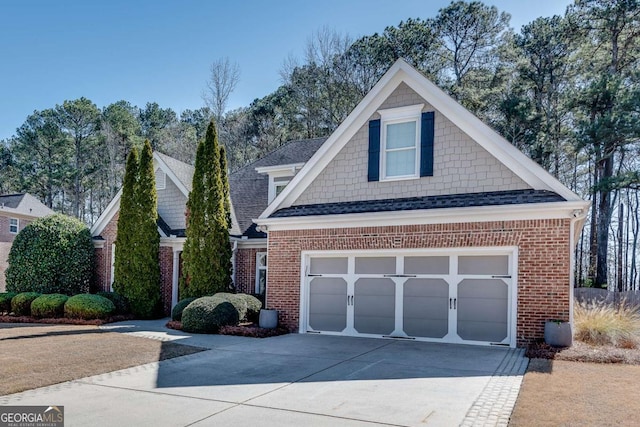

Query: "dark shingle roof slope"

xmin=229 ymin=137 xmax=327 ymax=237
xmin=0 ymin=194 xmax=25 ymax=209
xmin=270 ymin=189 xmax=566 ymax=218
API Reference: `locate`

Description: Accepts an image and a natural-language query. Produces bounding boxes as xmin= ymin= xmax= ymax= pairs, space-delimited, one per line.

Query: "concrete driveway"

xmin=1 ymin=321 xmax=528 ymax=426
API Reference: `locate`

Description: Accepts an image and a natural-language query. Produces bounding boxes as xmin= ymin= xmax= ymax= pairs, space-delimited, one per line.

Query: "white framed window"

xmin=379 ymin=104 xmax=423 ymax=181
xmin=155 ymin=169 xmax=166 ymax=190
xmin=274 ymin=180 xmax=289 ymax=198
xmin=255 ymin=252 xmax=267 ymax=295
xmin=9 ymin=218 xmax=18 ymax=234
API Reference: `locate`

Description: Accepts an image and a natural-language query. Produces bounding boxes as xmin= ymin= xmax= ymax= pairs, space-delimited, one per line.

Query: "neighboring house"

xmin=0 ymin=193 xmax=55 ymax=291
xmin=93 ymin=59 xmax=589 ymax=347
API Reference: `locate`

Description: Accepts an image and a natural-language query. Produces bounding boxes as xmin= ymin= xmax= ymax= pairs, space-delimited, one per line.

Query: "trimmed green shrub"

xmin=64 ymin=294 xmax=115 ymax=320
xmin=233 ymin=293 xmax=262 ymax=323
xmin=11 ymin=292 xmax=41 ymax=316
xmin=31 ymin=294 xmax=69 ymax=318
xmin=5 ymin=214 xmax=93 ymax=295
xmin=0 ymin=292 xmax=17 ymax=313
xmin=215 ymin=293 xmax=262 ymax=323
xmin=171 ymin=297 xmax=197 ymax=321
xmin=181 ymin=296 xmax=239 ymax=333
xmin=96 ymin=292 xmax=130 ymax=315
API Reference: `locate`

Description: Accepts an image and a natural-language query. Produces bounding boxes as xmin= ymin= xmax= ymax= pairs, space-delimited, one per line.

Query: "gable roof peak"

xmin=258 ymin=59 xmax=583 ymax=220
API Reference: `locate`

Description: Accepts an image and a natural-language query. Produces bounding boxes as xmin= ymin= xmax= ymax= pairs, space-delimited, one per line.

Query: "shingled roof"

xmin=0 ymin=193 xmax=54 ymax=217
xmin=270 ymin=189 xmax=566 ymax=218
xmin=229 ymin=137 xmax=327 ymax=237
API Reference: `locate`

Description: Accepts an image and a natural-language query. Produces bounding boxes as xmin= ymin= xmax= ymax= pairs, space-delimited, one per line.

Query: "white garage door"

xmin=302 ymin=249 xmax=516 ymax=347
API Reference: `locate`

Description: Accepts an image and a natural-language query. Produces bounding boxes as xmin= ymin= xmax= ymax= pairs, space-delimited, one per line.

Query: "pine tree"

xmin=112 ymin=148 xmax=139 ymax=296
xmin=180 ymin=119 xmax=232 ymax=297
xmin=129 ymin=140 xmax=161 ymax=317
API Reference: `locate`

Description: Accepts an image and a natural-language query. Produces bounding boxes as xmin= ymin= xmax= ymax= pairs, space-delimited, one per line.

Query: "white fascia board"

xmin=231 ymin=237 xmax=268 ymax=249
xmin=90 ymin=188 xmax=122 ymax=236
xmin=255 ymin=163 xmax=305 ymax=175
xmin=260 ymin=66 xmax=406 ymax=219
xmin=153 ymin=153 xmax=190 ymax=198
xmin=160 ymin=237 xmax=185 ymax=250
xmin=255 ymin=200 xmax=591 ymax=232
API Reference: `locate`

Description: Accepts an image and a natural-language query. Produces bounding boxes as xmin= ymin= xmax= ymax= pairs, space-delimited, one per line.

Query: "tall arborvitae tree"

xmin=112 ymin=147 xmax=139 ymax=297
xmin=129 ymin=140 xmax=161 ymax=317
xmin=219 ymin=145 xmax=233 ymax=289
xmin=180 ymin=119 xmax=231 ymax=297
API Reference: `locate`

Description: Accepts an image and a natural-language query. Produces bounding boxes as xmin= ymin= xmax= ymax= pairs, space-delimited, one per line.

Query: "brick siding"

xmin=93 ymin=211 xmax=176 ymax=316
xmin=267 ymin=219 xmax=572 ymax=347
xmin=235 ymin=247 xmax=261 ymax=294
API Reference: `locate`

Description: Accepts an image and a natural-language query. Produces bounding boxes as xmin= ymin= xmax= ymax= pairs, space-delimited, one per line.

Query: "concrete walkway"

xmin=1 ymin=320 xmax=528 ymax=426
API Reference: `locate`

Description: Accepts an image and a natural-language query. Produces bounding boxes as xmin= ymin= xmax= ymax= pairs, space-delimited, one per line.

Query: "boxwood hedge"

xmin=31 ymin=294 xmax=69 ymax=318
xmin=0 ymin=292 xmax=17 ymax=313
xmin=181 ymin=296 xmax=239 ymax=333
xmin=64 ymin=294 xmax=115 ymax=320
xmin=11 ymin=292 xmax=41 ymax=316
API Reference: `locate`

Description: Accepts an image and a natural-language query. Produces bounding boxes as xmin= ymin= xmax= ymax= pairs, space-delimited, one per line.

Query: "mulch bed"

xmin=526 ymin=340 xmax=640 ymax=365
xmin=0 ymin=314 xmax=136 ymax=326
xmin=166 ymin=320 xmax=290 ymax=338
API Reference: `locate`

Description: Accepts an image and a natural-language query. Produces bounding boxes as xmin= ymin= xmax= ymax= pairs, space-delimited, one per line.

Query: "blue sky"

xmin=0 ymin=0 xmax=572 ymax=141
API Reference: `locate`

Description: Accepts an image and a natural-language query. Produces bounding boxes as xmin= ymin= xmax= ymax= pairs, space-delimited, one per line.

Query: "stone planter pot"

xmin=544 ymin=320 xmax=572 ymax=347
xmin=259 ymin=309 xmax=278 ymax=329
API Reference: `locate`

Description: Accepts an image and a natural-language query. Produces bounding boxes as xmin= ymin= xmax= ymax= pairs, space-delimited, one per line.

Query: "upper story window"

xmin=9 ymin=218 xmax=18 ymax=234
xmin=379 ymin=104 xmax=423 ymax=181
xmin=368 ymin=104 xmax=434 ymax=183
xmin=255 ymin=163 xmax=305 ymax=204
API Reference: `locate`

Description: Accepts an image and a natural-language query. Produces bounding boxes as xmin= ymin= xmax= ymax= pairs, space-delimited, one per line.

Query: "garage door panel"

xmin=403 ymin=279 xmax=448 ymax=338
xmin=354 ymin=278 xmax=395 ymax=335
xmin=457 ymin=279 xmax=508 ymax=342
xmin=309 ymin=278 xmax=347 ymax=332
xmin=306 ymin=252 xmax=513 ymax=346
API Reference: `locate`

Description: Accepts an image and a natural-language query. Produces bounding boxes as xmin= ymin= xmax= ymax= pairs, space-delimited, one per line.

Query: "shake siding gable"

xmin=156 ymin=177 xmax=187 ymax=230
xmin=292 ymin=83 xmax=530 ymax=206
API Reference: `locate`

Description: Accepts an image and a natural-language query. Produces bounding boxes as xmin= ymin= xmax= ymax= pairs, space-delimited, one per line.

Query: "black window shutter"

xmin=420 ymin=112 xmax=434 ymax=177
xmin=368 ymin=119 xmax=381 ymax=182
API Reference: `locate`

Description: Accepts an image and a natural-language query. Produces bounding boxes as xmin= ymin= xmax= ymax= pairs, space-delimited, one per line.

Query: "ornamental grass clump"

xmin=31 ymin=294 xmax=69 ymax=318
xmin=574 ymin=301 xmax=640 ymax=348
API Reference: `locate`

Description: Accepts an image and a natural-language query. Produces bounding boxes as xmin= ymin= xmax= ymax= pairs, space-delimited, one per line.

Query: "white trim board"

xmin=256 ymin=200 xmax=590 ymax=232
xmin=260 ymin=59 xmax=583 ymax=220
